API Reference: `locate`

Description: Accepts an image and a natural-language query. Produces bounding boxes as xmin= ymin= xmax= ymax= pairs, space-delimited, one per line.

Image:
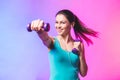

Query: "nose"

xmin=55 ymin=23 xmax=61 ymax=29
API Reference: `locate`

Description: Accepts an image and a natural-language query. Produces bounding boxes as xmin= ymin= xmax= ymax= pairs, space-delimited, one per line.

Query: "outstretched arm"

xmin=31 ymin=19 xmax=54 ymax=49
xmin=37 ymin=31 xmax=53 ymax=49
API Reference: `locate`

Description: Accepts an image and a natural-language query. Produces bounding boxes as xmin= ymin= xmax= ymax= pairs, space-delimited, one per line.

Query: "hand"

xmin=73 ymin=41 xmax=83 ymax=56
xmin=30 ymin=19 xmax=44 ymax=32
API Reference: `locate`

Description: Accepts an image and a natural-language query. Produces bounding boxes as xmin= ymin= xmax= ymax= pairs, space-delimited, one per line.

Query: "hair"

xmin=56 ymin=9 xmax=98 ymax=45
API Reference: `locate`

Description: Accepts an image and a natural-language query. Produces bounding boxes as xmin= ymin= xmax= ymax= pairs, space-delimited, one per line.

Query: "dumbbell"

xmin=72 ymin=40 xmax=81 ymax=55
xmin=27 ymin=23 xmax=50 ymax=32
xmin=27 ymin=23 xmax=79 ymax=55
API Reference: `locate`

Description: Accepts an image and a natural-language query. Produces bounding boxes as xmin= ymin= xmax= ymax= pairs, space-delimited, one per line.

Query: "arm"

xmin=79 ymin=43 xmax=88 ymax=77
xmin=31 ymin=19 xmax=54 ymax=49
xmin=37 ymin=31 xmax=54 ymax=49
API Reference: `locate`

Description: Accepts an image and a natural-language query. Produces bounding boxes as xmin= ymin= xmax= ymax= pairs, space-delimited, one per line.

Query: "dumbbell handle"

xmin=72 ymin=40 xmax=81 ymax=55
xmin=27 ymin=23 xmax=50 ymax=32
xmin=72 ymin=48 xmax=79 ymax=53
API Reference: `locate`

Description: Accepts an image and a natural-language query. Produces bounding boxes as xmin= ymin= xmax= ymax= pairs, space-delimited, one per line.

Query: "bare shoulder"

xmin=48 ymin=36 xmax=55 ymax=50
xmin=49 ymin=36 xmax=55 ymax=42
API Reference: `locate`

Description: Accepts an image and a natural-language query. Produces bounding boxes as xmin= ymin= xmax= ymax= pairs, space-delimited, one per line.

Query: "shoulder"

xmin=49 ymin=36 xmax=57 ymax=42
xmin=48 ymin=36 xmax=57 ymax=49
xmin=49 ymin=36 xmax=54 ymax=41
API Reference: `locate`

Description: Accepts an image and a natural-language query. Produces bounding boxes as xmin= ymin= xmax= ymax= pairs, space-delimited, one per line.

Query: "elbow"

xmin=81 ymin=72 xmax=87 ymax=77
xmin=80 ymin=66 xmax=88 ymax=77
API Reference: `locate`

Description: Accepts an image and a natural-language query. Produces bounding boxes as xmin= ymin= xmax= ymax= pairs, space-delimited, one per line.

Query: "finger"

xmin=37 ymin=19 xmax=43 ymax=31
xmin=31 ymin=21 xmax=34 ymax=30
xmin=38 ymin=20 xmax=44 ymax=31
xmin=73 ymin=41 xmax=81 ymax=50
xmin=39 ymin=20 xmax=44 ymax=27
xmin=31 ymin=19 xmax=39 ymax=31
xmin=34 ymin=19 xmax=39 ymax=28
xmin=74 ymin=42 xmax=80 ymax=46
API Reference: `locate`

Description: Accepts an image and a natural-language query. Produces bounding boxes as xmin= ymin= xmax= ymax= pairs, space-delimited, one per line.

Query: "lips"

xmin=57 ymin=29 xmax=62 ymax=33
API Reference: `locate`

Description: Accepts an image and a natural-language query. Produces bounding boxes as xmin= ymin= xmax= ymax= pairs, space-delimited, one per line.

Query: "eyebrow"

xmin=55 ymin=20 xmax=67 ymax=22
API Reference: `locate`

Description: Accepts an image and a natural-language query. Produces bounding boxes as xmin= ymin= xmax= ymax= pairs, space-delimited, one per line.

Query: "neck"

xmin=58 ymin=34 xmax=74 ymax=43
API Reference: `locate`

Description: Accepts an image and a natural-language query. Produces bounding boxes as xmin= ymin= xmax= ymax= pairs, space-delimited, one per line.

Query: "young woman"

xmin=30 ymin=9 xmax=98 ymax=80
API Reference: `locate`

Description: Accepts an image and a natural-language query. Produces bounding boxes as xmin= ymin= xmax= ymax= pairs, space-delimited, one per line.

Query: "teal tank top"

xmin=48 ymin=38 xmax=80 ymax=80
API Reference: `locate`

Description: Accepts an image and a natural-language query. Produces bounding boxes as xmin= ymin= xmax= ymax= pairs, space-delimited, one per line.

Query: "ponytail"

xmin=73 ymin=15 xmax=98 ymax=45
xmin=56 ymin=9 xmax=98 ymax=45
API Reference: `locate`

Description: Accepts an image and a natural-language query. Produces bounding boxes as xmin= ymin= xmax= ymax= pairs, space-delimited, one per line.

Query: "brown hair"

xmin=56 ymin=9 xmax=98 ymax=45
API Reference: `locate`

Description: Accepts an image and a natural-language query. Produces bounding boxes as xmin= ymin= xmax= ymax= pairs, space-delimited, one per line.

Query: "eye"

xmin=55 ymin=21 xmax=58 ymax=24
xmin=61 ymin=21 xmax=66 ymax=24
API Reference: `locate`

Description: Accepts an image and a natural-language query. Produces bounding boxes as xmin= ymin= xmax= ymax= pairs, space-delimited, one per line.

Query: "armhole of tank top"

xmin=48 ymin=37 xmax=57 ymax=52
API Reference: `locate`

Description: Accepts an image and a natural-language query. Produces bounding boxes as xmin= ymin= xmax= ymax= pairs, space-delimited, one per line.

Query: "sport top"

xmin=48 ymin=38 xmax=80 ymax=80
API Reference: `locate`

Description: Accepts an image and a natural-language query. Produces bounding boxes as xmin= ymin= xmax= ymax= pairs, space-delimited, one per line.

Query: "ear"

xmin=71 ymin=22 xmax=75 ymax=28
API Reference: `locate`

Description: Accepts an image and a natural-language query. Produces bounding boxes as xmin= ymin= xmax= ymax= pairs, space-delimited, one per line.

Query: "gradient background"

xmin=0 ymin=0 xmax=120 ymax=80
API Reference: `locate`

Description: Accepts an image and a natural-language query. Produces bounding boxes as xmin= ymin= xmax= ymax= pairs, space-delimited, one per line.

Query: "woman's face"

xmin=55 ymin=14 xmax=72 ymax=36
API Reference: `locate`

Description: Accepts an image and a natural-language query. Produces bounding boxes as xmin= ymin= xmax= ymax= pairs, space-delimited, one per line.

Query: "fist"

xmin=73 ymin=41 xmax=81 ymax=51
xmin=30 ymin=19 xmax=44 ymax=32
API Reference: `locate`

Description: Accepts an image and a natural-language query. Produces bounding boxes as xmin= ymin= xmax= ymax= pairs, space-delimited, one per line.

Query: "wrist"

xmin=37 ymin=30 xmax=44 ymax=34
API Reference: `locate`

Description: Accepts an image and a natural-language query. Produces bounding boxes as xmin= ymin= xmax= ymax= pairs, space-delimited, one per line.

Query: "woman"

xmin=30 ymin=9 xmax=98 ymax=80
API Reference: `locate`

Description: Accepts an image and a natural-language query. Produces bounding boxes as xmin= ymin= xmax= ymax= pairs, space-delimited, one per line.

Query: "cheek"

xmin=63 ymin=24 xmax=69 ymax=28
xmin=64 ymin=25 xmax=71 ymax=30
xmin=63 ymin=26 xmax=71 ymax=34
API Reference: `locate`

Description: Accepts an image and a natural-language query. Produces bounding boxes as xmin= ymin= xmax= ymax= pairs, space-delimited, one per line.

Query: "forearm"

xmin=79 ymin=56 xmax=88 ymax=77
xmin=37 ymin=31 xmax=52 ymax=48
xmin=37 ymin=31 xmax=49 ymax=41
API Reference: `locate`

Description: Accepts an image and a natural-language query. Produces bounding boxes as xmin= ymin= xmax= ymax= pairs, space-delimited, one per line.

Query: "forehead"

xmin=56 ymin=14 xmax=68 ymax=21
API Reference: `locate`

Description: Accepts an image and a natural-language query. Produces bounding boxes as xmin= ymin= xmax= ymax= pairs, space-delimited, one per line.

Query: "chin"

xmin=57 ymin=33 xmax=64 ymax=36
xmin=58 ymin=33 xmax=62 ymax=36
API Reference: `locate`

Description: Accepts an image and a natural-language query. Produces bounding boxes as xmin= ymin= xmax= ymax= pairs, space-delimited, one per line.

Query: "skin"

xmin=30 ymin=14 xmax=88 ymax=77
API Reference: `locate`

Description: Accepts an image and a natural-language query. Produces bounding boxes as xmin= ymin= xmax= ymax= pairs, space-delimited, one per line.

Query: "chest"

xmin=49 ymin=38 xmax=80 ymax=68
xmin=59 ymin=40 xmax=74 ymax=52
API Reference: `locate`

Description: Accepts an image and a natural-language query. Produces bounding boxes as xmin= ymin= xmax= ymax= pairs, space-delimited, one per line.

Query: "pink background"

xmin=0 ymin=0 xmax=120 ymax=80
